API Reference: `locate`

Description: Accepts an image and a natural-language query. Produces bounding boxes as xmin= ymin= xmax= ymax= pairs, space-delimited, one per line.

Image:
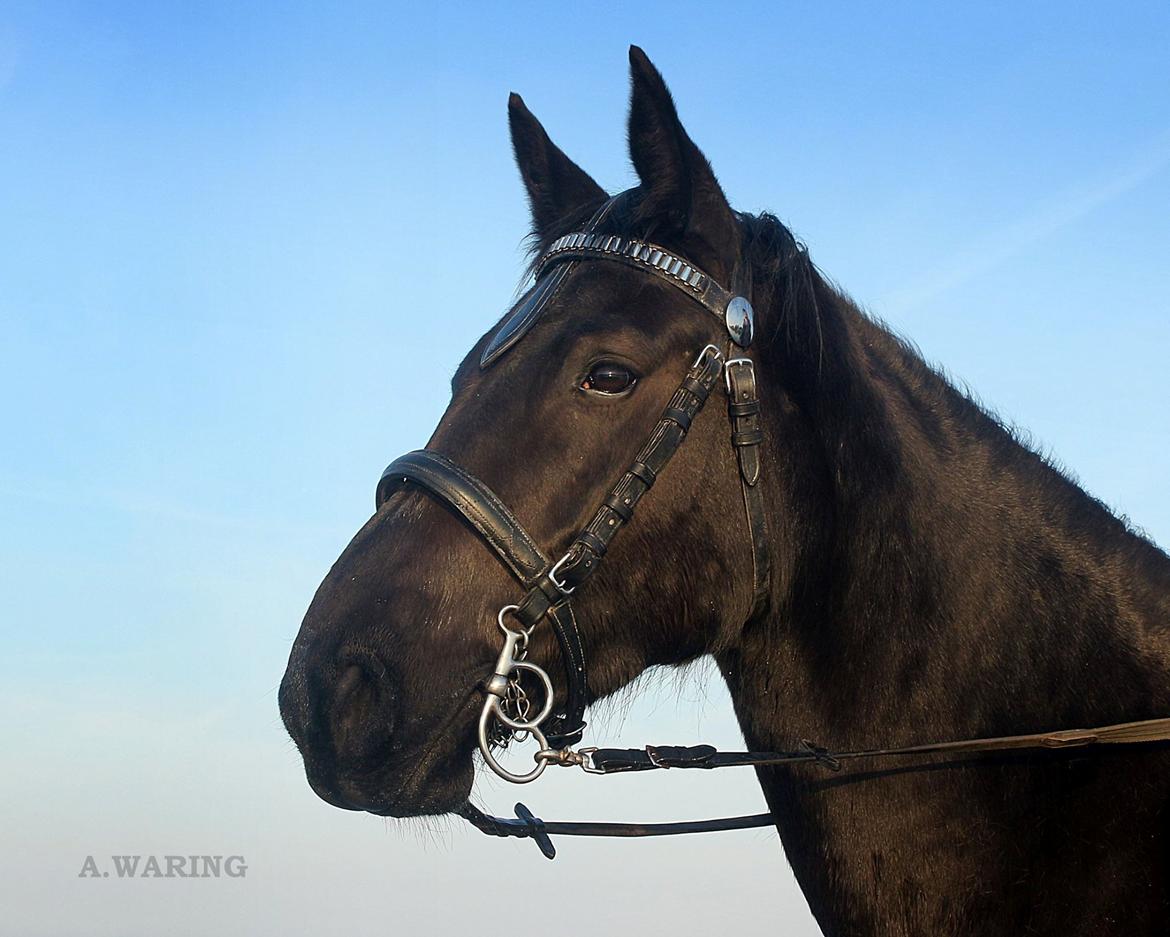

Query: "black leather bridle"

xmin=376 ymin=191 xmax=769 ymax=769
xmin=373 ymin=191 xmax=1170 ymax=859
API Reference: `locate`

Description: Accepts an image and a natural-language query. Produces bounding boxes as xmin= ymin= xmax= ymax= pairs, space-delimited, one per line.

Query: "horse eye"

xmin=581 ymin=361 xmax=637 ymax=396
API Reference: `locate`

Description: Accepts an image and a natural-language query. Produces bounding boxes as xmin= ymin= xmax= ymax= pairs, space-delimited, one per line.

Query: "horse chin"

xmin=364 ymin=757 xmax=476 ymax=818
xmin=303 ymin=739 xmax=477 ymax=818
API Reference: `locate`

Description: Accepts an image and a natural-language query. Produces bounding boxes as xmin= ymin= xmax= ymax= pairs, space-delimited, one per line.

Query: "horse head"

xmin=278 ymin=47 xmax=806 ymax=815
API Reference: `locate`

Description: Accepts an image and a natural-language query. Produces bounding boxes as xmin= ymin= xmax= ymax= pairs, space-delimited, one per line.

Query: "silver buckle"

xmin=692 ymin=343 xmax=722 ymax=369
xmin=724 ymin=356 xmax=754 ymax=395
xmin=548 ymin=553 xmax=576 ymax=595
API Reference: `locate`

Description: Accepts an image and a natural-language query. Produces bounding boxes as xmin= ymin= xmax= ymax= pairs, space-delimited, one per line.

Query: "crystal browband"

xmin=539 ymin=233 xmax=711 ymax=292
xmin=480 ymin=189 xmax=755 ymax=370
xmin=535 ymin=232 xmax=748 ymax=338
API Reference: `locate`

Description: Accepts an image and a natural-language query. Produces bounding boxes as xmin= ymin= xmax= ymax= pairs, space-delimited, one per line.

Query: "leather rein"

xmin=374 ymin=193 xmax=1170 ymax=859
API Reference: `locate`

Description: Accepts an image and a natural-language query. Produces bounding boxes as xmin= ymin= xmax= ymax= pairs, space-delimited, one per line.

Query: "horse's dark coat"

xmin=280 ymin=47 xmax=1170 ymax=935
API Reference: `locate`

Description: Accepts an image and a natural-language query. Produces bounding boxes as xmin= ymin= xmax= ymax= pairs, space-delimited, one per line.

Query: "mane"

xmin=737 ymin=210 xmax=1170 ymax=730
xmin=738 ymin=211 xmax=821 ymax=365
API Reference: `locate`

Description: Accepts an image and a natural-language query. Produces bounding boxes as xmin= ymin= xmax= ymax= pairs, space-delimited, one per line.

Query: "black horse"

xmin=280 ymin=47 xmax=1170 ymax=935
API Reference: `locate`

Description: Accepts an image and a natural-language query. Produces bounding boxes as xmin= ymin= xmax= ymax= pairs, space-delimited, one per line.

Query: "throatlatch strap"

xmin=725 ymin=358 xmax=771 ymax=619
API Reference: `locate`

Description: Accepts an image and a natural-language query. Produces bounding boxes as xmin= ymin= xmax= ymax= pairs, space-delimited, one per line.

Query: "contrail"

xmin=881 ymin=130 xmax=1170 ymax=315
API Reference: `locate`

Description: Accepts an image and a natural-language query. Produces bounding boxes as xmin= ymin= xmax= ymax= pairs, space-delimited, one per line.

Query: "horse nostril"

xmin=335 ymin=664 xmax=367 ymax=708
xmin=330 ymin=659 xmax=395 ymax=764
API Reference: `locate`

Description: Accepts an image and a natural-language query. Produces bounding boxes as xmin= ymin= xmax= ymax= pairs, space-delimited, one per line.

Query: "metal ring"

xmin=496 ymin=604 xmax=524 ymax=636
xmin=490 ymin=662 xmax=555 ymax=730
xmin=477 ymin=704 xmax=549 ymax=784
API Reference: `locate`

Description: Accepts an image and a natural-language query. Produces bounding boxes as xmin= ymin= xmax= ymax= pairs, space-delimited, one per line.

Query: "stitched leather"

xmin=578 ymin=715 xmax=1170 ymax=774
xmin=462 ymin=711 xmax=1170 ymax=858
xmin=545 ymin=603 xmax=587 ymax=747
xmin=591 ymin=744 xmax=717 ymax=772
xmin=550 ymin=348 xmax=725 ymax=592
xmin=376 ymin=450 xmax=590 ymax=745
xmin=377 ymin=450 xmax=549 ymax=585
xmin=536 ymin=237 xmax=737 ymax=328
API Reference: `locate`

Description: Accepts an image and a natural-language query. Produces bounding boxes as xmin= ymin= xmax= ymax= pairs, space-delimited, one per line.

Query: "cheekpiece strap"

xmin=725 ymin=358 xmax=771 ymax=619
xmin=548 ymin=346 xmax=726 ymax=594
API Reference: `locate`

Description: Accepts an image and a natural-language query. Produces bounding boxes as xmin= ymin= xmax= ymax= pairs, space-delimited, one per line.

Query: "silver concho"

xmin=725 ymin=295 xmax=754 ymax=348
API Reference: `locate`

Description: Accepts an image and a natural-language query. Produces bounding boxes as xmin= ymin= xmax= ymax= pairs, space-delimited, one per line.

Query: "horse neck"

xmin=713 ymin=249 xmax=1170 ymax=936
xmin=727 ymin=285 xmax=1170 ymax=753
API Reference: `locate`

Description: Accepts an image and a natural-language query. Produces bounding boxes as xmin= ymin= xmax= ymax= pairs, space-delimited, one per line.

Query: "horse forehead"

xmin=481 ymin=190 xmax=655 ymax=369
xmin=479 ymin=261 xmax=682 ymax=373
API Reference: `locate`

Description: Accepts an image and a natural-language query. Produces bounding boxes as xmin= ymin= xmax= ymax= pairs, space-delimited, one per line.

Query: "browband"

xmin=480 ymin=189 xmax=754 ymax=369
xmin=536 ymin=232 xmax=753 ymax=347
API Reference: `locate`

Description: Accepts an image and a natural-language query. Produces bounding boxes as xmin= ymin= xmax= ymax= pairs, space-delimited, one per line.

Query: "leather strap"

xmin=461 ymin=714 xmax=1170 ymax=859
xmin=587 ymin=715 xmax=1170 ymax=773
xmin=542 ymin=602 xmax=587 ymax=747
xmin=548 ymin=346 xmax=726 ymax=593
xmin=511 ymin=347 xmax=725 ymax=742
xmin=725 ymin=358 xmax=771 ymax=620
xmin=375 ymin=450 xmax=588 ymax=747
xmin=377 ymin=450 xmax=548 ymax=584
xmin=537 ymin=234 xmax=738 ymax=329
xmin=458 ymin=801 xmax=774 ymax=861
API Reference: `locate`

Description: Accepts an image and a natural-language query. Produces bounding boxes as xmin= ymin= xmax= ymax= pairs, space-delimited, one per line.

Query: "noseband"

xmin=374 ymin=193 xmax=1170 ymax=859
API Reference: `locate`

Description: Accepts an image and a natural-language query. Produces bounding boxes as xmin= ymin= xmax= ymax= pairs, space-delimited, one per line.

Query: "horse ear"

xmin=627 ymin=46 xmax=739 ymax=282
xmin=509 ymin=92 xmax=607 ymax=240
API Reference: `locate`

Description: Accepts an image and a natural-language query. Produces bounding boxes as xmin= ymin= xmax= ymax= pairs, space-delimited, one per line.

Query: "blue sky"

xmin=2 ymin=3 xmax=1168 ymax=934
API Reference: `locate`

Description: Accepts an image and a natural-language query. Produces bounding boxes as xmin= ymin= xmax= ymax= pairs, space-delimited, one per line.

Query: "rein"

xmin=457 ymin=716 xmax=1170 ymax=859
xmin=374 ymin=189 xmax=1170 ymax=859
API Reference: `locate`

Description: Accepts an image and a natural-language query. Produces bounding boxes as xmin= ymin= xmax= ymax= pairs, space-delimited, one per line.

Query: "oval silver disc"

xmin=725 ymin=295 xmax=754 ymax=348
